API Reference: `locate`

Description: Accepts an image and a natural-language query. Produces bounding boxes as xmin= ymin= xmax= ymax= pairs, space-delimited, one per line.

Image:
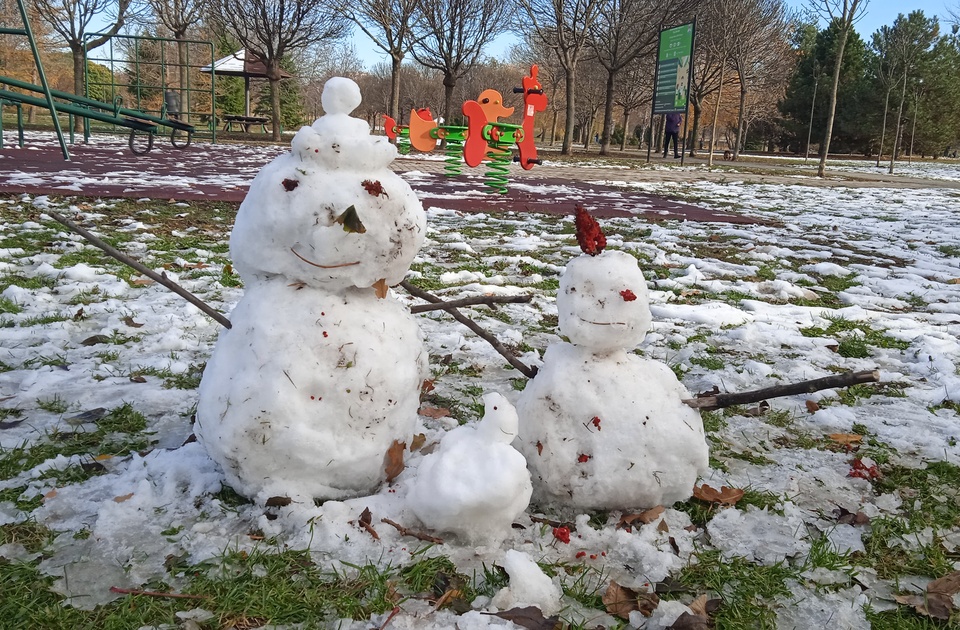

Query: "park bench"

xmin=222 ymin=114 xmax=270 ymax=133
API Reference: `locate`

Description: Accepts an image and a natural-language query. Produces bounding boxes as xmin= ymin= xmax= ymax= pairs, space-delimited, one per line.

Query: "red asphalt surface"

xmin=0 ymin=136 xmax=761 ymax=224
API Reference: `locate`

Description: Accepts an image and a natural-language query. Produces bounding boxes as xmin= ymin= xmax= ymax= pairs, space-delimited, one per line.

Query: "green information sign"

xmin=653 ymin=22 xmax=694 ymax=114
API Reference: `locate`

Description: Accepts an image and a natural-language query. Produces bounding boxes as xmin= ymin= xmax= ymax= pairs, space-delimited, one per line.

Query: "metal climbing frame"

xmin=83 ymin=33 xmax=217 ymax=144
xmin=0 ymin=0 xmax=70 ymax=159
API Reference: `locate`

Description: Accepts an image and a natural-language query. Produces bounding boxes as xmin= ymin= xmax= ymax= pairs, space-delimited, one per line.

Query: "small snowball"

xmin=491 ymin=550 xmax=562 ymax=615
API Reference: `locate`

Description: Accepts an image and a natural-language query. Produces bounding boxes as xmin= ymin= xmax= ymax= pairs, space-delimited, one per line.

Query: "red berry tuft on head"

xmin=574 ymin=205 xmax=606 ymax=256
xmin=620 ymin=289 xmax=637 ymax=301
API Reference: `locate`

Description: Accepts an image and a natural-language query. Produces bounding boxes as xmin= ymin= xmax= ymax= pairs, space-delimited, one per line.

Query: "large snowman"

xmin=196 ymin=78 xmax=428 ymax=503
xmin=516 ymin=207 xmax=709 ymax=510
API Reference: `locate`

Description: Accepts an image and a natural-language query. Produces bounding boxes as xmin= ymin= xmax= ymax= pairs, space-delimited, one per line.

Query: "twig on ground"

xmin=46 ymin=210 xmax=232 ymax=329
xmin=109 ymin=586 xmax=206 ymax=600
xmin=529 ymin=515 xmax=576 ymax=530
xmin=379 ymin=606 xmax=401 ymax=630
xmin=684 ymin=369 xmax=881 ymax=411
xmin=409 ymin=293 xmax=532 ymax=313
xmin=400 ymin=280 xmax=537 ymax=379
xmin=381 ymin=517 xmax=444 ymax=544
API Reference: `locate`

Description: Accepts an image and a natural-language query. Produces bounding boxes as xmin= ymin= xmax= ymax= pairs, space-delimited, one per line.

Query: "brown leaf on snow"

xmin=894 ymin=593 xmax=953 ymax=620
xmin=603 ymin=581 xmax=641 ymax=619
xmin=669 ymin=611 xmax=714 ymax=629
xmin=805 ymin=400 xmax=820 ymax=413
xmin=129 ymin=375 xmax=147 ymax=383
xmin=693 ymin=484 xmax=744 ymax=506
xmin=122 ymin=316 xmax=144 ymax=328
xmin=827 ymin=433 xmax=863 ymax=446
xmin=44 ymin=489 xmax=58 ymax=500
xmin=486 ymin=606 xmax=562 ymax=630
xmin=928 ymin=571 xmax=960 ymax=596
xmin=410 ymin=433 xmax=427 ymax=451
xmin=264 ymin=496 xmax=291 ymax=507
xmin=384 ymin=440 xmax=406 ymax=482
xmin=373 ymin=278 xmax=389 ymax=299
xmin=358 ymin=507 xmax=380 ymax=540
xmin=420 ymin=379 xmax=436 ymax=397
xmin=131 ymin=277 xmax=155 ymax=286
xmin=618 ymin=505 xmax=665 ymax=528
xmin=419 ymin=406 xmax=450 ymax=419
xmin=81 ymin=334 xmax=111 ymax=346
xmin=113 ymin=492 xmax=135 ymax=503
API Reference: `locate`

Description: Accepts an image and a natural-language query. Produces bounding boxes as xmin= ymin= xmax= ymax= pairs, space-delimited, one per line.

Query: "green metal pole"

xmin=16 ymin=0 xmax=69 ymax=159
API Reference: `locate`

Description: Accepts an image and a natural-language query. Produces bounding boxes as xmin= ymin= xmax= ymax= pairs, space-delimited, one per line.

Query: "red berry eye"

xmin=620 ymin=289 xmax=637 ymax=302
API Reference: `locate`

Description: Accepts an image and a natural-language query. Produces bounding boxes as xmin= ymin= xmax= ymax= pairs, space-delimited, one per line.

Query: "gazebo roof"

xmin=199 ymin=50 xmax=291 ymax=79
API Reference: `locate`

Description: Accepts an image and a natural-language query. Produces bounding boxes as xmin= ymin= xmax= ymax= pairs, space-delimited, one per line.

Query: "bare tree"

xmin=885 ymin=11 xmax=938 ymax=174
xmin=146 ymin=0 xmax=206 ymax=94
xmin=210 ymin=0 xmax=349 ymax=140
xmin=727 ymin=0 xmax=790 ymax=159
xmin=809 ymin=0 xmax=869 ymax=177
xmin=614 ymin=55 xmax=653 ymax=150
xmin=590 ymin=0 xmax=699 ymax=155
xmin=685 ymin=0 xmax=730 ymax=157
xmin=32 ymin=0 xmax=135 ymax=121
xmin=703 ymin=0 xmax=739 ymax=166
xmin=520 ymin=0 xmax=602 ymax=154
xmin=343 ymin=0 xmax=421 ymax=120
xmin=870 ymin=24 xmax=902 ymax=166
xmin=409 ymin=0 xmax=510 ymax=124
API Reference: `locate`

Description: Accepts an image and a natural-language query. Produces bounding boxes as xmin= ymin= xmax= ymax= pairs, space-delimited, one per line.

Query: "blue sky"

xmin=349 ymin=0 xmax=956 ymax=69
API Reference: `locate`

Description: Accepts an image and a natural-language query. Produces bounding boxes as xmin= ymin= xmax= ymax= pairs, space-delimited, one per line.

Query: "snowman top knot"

xmin=294 ymin=76 xmax=396 ymax=170
xmin=321 ymin=77 xmax=362 ymax=115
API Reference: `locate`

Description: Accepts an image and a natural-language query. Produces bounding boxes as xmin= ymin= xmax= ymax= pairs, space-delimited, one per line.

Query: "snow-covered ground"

xmin=0 ymin=145 xmax=959 ymax=628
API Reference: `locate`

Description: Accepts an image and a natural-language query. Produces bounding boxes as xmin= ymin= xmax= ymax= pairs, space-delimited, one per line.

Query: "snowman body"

xmin=196 ymin=78 xmax=427 ymax=502
xmin=516 ymin=250 xmax=708 ymax=509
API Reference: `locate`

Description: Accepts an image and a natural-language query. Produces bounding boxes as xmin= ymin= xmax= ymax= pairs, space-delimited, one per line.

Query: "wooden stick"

xmin=400 ymin=280 xmax=537 ymax=379
xmin=410 ymin=293 xmax=532 ymax=313
xmin=46 ymin=210 xmax=233 ymax=329
xmin=683 ymin=369 xmax=881 ymax=411
xmin=109 ymin=586 xmax=206 ymax=600
xmin=381 ymin=517 xmax=444 ymax=544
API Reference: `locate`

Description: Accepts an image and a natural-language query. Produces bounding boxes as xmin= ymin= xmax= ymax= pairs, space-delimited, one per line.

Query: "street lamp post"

xmin=908 ymin=78 xmax=923 ymax=164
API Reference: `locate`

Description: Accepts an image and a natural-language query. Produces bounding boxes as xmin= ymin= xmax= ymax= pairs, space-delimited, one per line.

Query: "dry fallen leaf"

xmin=894 ymin=592 xmax=953 ymax=620
xmin=122 ymin=316 xmax=144 ymax=328
xmin=805 ymin=400 xmax=820 ymax=413
xmin=603 ymin=581 xmax=638 ymax=619
xmin=384 ymin=440 xmax=406 ymax=482
xmin=264 ymin=496 xmax=291 ymax=507
xmin=827 ymin=433 xmax=863 ymax=446
xmin=618 ymin=505 xmax=665 ymax=528
xmin=373 ymin=278 xmax=389 ymax=299
xmin=693 ymin=484 xmax=745 ymax=506
xmin=131 ymin=278 xmax=155 ymax=286
xmin=486 ymin=606 xmax=562 ymax=630
xmin=44 ymin=489 xmax=58 ymax=500
xmin=669 ymin=611 xmax=714 ymax=629
xmin=419 ymin=406 xmax=451 ymax=419
xmin=928 ymin=571 xmax=960 ymax=596
xmin=411 ymin=433 xmax=427 ymax=451
xmin=113 ymin=492 xmax=135 ymax=503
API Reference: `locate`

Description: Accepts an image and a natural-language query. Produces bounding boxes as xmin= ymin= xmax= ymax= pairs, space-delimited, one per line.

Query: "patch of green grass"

xmin=938 ymin=244 xmax=960 ymax=257
xmin=132 ymin=363 xmax=206 ymax=390
xmin=820 ymin=273 xmax=859 ymax=292
xmin=53 ymin=248 xmax=105 ymax=269
xmin=0 ymin=521 xmax=55 ymax=554
xmin=0 ymin=296 xmax=22 ymax=314
xmin=755 ymin=264 xmax=776 ymax=281
xmin=0 ymin=273 xmax=58 ymax=292
xmin=36 ymin=395 xmax=68 ymax=414
xmin=676 ymin=549 xmax=796 ymax=629
xmin=700 ymin=410 xmax=727 ymax=433
xmin=20 ymin=312 xmax=70 ymax=327
xmin=0 ymin=407 xmax=24 ymax=421
xmin=690 ymin=355 xmax=725 ymax=371
xmin=67 ymin=286 xmax=104 ymax=306
xmin=859 ymin=515 xmax=954 ymax=579
xmin=867 ymin=604 xmax=957 ymax=629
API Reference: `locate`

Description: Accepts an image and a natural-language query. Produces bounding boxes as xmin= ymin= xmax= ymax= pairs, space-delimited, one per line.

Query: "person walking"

xmin=663 ymin=113 xmax=682 ymax=158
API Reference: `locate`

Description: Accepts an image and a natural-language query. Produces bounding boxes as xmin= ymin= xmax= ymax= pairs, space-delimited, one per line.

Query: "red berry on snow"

xmin=620 ymin=289 xmax=637 ymax=301
xmin=578 ymin=453 xmax=591 ymax=463
xmin=553 ymin=526 xmax=571 ymax=544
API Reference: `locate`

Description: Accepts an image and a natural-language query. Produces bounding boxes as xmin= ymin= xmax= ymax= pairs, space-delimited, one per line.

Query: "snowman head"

xmin=558 ymin=207 xmax=651 ymax=352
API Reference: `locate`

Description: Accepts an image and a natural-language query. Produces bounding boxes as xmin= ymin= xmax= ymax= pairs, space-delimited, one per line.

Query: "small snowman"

xmin=195 ymin=77 xmax=428 ymax=503
xmin=515 ymin=206 xmax=709 ymax=510
xmin=407 ymin=393 xmax=532 ymax=543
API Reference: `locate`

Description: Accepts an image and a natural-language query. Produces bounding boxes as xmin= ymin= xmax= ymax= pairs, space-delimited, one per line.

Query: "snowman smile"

xmin=290 ymin=246 xmax=360 ymax=269
xmin=579 ymin=317 xmax=627 ymax=326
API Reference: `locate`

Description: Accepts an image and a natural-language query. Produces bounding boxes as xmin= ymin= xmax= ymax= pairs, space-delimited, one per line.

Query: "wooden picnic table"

xmin=222 ymin=114 xmax=270 ymax=133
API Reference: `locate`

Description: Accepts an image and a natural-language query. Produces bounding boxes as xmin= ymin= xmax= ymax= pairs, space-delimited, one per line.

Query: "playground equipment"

xmin=0 ymin=0 xmax=207 ymax=158
xmin=384 ymin=65 xmax=548 ymax=194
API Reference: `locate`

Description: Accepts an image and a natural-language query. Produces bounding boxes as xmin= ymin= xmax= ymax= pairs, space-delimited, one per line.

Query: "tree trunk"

xmin=888 ymin=72 xmax=908 ymax=174
xmin=817 ymin=26 xmax=850 ymax=177
xmin=620 ymin=109 xmax=630 ymax=151
xmin=550 ymin=110 xmax=558 ymax=145
xmin=708 ymin=64 xmax=725 ymax=167
xmin=876 ymin=88 xmax=890 ymax=167
xmin=390 ymin=55 xmax=402 ymax=121
xmin=562 ymin=69 xmax=577 ymax=155
xmin=734 ymin=86 xmax=747 ymax=160
xmin=269 ymin=77 xmax=282 ymax=141
xmin=600 ymin=68 xmax=615 ymax=156
xmin=689 ymin=96 xmax=702 ymax=157
xmin=72 ymin=45 xmax=84 ymax=132
xmin=442 ymin=73 xmax=456 ymax=127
